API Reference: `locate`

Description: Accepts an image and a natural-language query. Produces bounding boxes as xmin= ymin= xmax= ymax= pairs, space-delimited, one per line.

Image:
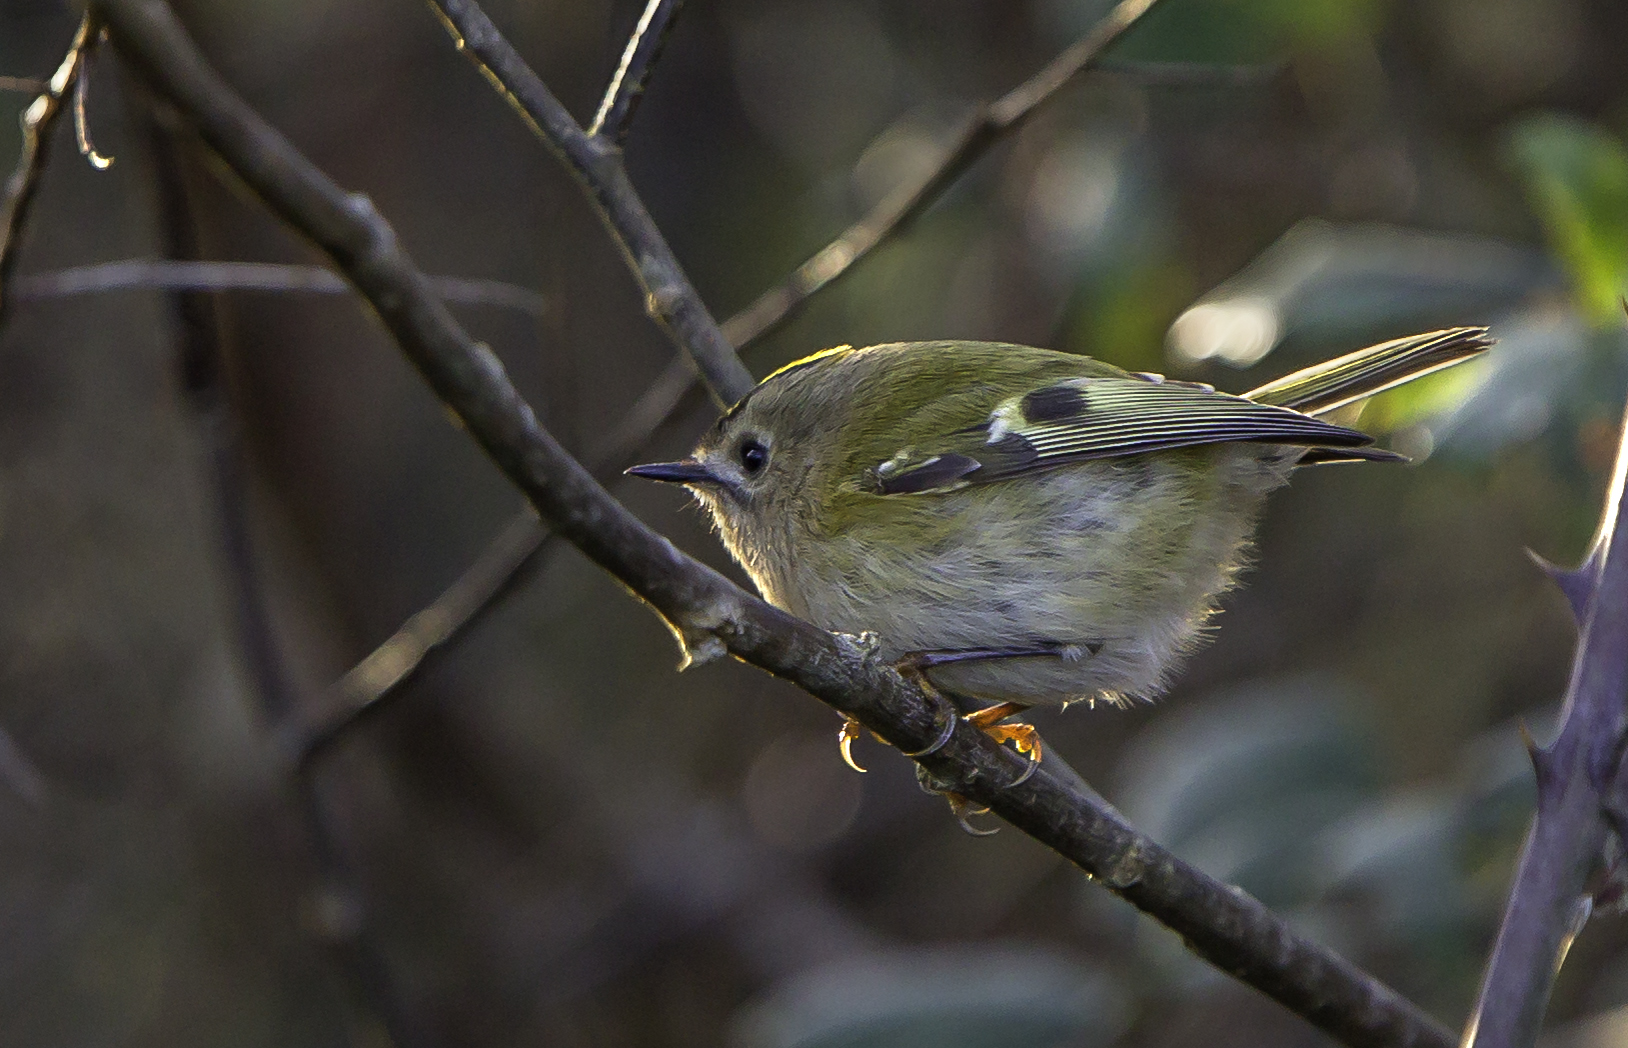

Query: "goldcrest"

xmin=630 ymin=329 xmax=1489 ymax=754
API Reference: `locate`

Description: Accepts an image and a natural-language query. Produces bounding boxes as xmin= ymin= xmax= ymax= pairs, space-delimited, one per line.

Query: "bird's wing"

xmin=870 ymin=373 xmax=1393 ymax=495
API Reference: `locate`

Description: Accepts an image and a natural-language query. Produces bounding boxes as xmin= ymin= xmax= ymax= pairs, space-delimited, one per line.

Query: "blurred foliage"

xmin=1102 ymin=678 xmax=1534 ymax=1011
xmin=1506 ymin=113 xmax=1628 ymax=327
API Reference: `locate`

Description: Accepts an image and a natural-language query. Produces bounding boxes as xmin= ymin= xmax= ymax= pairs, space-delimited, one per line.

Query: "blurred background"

xmin=3 ymin=0 xmax=1628 ymax=1045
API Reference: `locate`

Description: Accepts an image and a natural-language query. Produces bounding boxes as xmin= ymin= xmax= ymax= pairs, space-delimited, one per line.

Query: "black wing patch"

xmin=870 ymin=376 xmax=1382 ymax=495
xmin=1020 ymin=384 xmax=1088 ymax=423
xmin=873 ymin=452 xmax=982 ymax=494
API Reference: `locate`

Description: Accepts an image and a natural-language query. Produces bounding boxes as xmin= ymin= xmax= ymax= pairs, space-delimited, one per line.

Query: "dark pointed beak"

xmin=625 ymin=459 xmax=718 ymax=485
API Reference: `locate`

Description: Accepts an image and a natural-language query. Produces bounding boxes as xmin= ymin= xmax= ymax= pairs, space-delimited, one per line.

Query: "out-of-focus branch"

xmin=14 ymin=259 xmax=550 ymax=315
xmin=425 ymin=0 xmax=752 ymax=406
xmin=0 ymin=13 xmax=98 ymax=328
xmin=144 ymin=108 xmax=423 ymax=1048
xmin=588 ymin=0 xmax=684 ymax=144
xmin=721 ymin=0 xmax=1163 ymax=348
xmin=1464 ymin=387 xmax=1628 ymax=1045
xmin=308 ymin=0 xmax=1171 ymax=754
xmin=95 ymin=5 xmax=1456 ymax=1044
xmin=294 ymin=506 xmax=546 ymax=761
xmin=0 ymin=76 xmax=49 ymax=93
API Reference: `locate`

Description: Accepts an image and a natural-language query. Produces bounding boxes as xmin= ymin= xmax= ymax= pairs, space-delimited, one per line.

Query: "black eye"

xmin=739 ymin=438 xmax=768 ymax=474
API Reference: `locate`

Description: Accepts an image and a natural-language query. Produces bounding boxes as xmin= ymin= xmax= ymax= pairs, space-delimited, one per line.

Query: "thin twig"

xmin=0 ymin=13 xmax=99 ymax=328
xmin=295 ymin=506 xmax=547 ymax=762
xmin=722 ymin=0 xmax=1164 ymax=348
xmin=0 ymin=76 xmax=48 ymax=94
xmin=13 ymin=258 xmax=550 ymax=315
xmin=73 ymin=28 xmax=113 ymax=170
xmin=588 ymin=0 xmax=684 ymax=144
xmin=95 ymin=5 xmax=1455 ymax=1043
xmin=310 ymin=0 xmax=1171 ymax=754
xmin=1463 ymin=391 xmax=1628 ymax=1046
xmin=426 ymin=0 xmax=753 ymax=406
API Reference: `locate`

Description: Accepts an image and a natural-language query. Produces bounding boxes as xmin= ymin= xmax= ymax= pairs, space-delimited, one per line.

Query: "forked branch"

xmin=588 ymin=0 xmax=684 ymax=144
xmin=0 ymin=13 xmax=100 ymax=327
xmin=426 ymin=0 xmax=753 ymax=406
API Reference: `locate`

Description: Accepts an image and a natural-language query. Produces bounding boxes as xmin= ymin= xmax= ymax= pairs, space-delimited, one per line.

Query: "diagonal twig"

xmin=308 ymin=0 xmax=1171 ymax=756
xmin=94 ymin=4 xmax=1456 ymax=1044
xmin=588 ymin=0 xmax=684 ymax=144
xmin=1463 ymin=378 xmax=1628 ymax=1046
xmin=721 ymin=0 xmax=1162 ymax=348
xmin=426 ymin=0 xmax=753 ymax=406
xmin=0 ymin=13 xmax=100 ymax=328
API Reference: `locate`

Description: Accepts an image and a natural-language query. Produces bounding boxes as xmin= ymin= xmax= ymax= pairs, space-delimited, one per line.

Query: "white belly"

xmin=784 ymin=446 xmax=1295 ymax=707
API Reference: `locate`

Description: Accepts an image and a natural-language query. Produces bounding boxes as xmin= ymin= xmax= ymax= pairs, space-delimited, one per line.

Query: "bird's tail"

xmin=1242 ymin=326 xmax=1493 ymax=416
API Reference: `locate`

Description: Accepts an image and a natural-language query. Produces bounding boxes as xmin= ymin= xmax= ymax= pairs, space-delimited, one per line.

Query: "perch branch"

xmin=94 ymin=4 xmax=1455 ymax=1044
xmin=425 ymin=0 xmax=753 ymax=406
xmin=1463 ymin=391 xmax=1628 ymax=1048
xmin=588 ymin=0 xmax=684 ymax=144
xmin=0 ymin=13 xmax=98 ymax=328
xmin=311 ymin=0 xmax=1171 ymax=749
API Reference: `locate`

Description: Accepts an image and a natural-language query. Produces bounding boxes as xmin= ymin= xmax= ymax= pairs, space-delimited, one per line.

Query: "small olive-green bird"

xmin=629 ymin=328 xmax=1490 ymax=765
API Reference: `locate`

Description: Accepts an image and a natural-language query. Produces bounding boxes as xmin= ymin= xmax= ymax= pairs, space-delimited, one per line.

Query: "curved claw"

xmin=902 ymin=712 xmax=957 ymax=758
xmin=838 ymin=717 xmax=868 ymax=773
xmin=1006 ymin=754 xmax=1038 ymax=788
xmin=948 ymin=793 xmax=999 ymax=837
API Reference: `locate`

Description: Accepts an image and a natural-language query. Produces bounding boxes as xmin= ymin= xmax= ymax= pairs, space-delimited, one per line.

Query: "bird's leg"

xmin=897 ymin=642 xmax=1096 ymax=768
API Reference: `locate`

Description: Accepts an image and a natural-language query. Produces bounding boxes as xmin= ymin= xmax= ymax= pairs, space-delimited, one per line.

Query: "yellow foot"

xmin=964 ymin=701 xmax=1043 ymax=766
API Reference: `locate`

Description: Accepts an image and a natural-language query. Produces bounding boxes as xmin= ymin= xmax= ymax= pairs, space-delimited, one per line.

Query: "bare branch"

xmin=94 ymin=4 xmax=1457 ymax=1044
xmin=425 ymin=0 xmax=753 ymax=407
xmin=0 ymin=13 xmax=99 ymax=328
xmin=0 ymin=76 xmax=48 ymax=94
xmin=588 ymin=0 xmax=685 ymax=144
xmin=1463 ymin=391 xmax=1628 ymax=1046
xmin=13 ymin=258 xmax=550 ymax=315
xmin=721 ymin=0 xmax=1164 ymax=348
